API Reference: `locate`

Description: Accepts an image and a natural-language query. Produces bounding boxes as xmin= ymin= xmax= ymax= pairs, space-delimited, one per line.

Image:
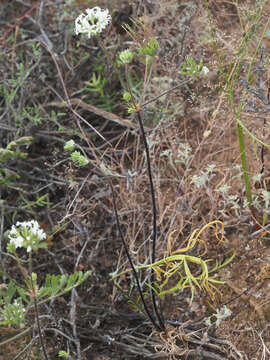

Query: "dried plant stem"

xmin=109 ymin=181 xmax=163 ymax=332
xmin=236 ymin=121 xmax=252 ymax=205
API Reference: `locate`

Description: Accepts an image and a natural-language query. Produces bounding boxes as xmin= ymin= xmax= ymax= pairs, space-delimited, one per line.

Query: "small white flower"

xmin=9 ymin=235 xmax=24 ymax=248
xmin=205 ymin=305 xmax=231 ymax=327
xmin=75 ymin=7 xmax=111 ymax=38
xmin=38 ymin=229 xmax=46 ymax=240
xmin=201 ymin=66 xmax=209 ymax=75
xmin=9 ymin=226 xmax=18 ymax=236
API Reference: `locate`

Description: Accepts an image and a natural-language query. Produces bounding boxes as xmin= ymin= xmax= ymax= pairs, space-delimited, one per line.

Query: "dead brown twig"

xmin=0 ymin=1 xmax=41 ymax=45
xmin=46 ymin=98 xmax=143 ymax=131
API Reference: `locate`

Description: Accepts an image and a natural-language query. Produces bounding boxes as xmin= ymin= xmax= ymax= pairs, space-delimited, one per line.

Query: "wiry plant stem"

xmin=123 ymin=61 xmax=165 ymax=331
xmin=135 ymin=110 xmax=165 ymax=331
xmin=33 ymin=295 xmax=49 ymax=360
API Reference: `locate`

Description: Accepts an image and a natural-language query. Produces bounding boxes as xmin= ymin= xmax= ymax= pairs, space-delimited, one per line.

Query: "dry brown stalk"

xmin=46 ymin=98 xmax=145 ymax=130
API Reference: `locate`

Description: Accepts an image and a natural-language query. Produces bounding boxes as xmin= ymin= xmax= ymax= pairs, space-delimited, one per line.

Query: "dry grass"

xmin=1 ymin=0 xmax=270 ymax=359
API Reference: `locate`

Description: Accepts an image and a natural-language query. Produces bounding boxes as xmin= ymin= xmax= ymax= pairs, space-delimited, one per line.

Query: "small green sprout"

xmin=85 ymin=72 xmax=106 ymax=97
xmin=216 ymin=184 xmax=231 ymax=197
xmin=64 ymin=140 xmax=75 ymax=152
xmin=191 ymin=164 xmax=216 ymax=188
xmin=71 ymin=151 xmax=89 ymax=166
xmin=122 ymin=91 xmax=132 ymax=102
xmin=58 ymin=350 xmax=69 ymax=358
xmin=0 ymin=298 xmax=26 ymax=328
xmin=77 ymin=156 xmax=89 ymax=166
xmin=180 ymin=56 xmax=209 ymax=78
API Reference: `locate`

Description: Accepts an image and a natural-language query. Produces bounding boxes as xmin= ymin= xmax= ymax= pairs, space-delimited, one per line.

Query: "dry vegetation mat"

xmin=1 ymin=0 xmax=270 ymax=359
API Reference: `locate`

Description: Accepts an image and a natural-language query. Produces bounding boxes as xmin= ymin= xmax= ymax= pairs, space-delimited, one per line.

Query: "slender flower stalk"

xmin=96 ymin=36 xmax=126 ymax=90
xmin=74 ymin=10 xmax=165 ymax=331
xmin=75 ymin=7 xmax=126 ymax=89
xmin=124 ymin=54 xmax=165 ymax=330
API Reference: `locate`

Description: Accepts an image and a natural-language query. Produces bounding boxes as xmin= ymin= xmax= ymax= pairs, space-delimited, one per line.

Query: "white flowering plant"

xmin=7 ymin=220 xmax=47 ymax=253
xmin=75 ymin=7 xmax=111 ymax=38
xmin=74 ymin=7 xmax=161 ymax=114
xmin=1 ymin=220 xmax=91 ymax=333
xmin=71 ymin=6 xmax=237 ymax=337
xmin=180 ymin=56 xmax=209 ymax=78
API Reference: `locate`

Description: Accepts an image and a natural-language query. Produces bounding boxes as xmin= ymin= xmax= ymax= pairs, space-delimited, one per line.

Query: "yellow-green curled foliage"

xmin=112 ymin=221 xmax=235 ymax=304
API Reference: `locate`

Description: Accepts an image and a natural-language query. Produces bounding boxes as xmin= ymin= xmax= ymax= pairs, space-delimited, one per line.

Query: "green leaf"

xmin=6 ymin=281 xmax=17 ymax=304
xmin=17 ymin=286 xmax=29 ymax=304
xmin=38 ymin=271 xmax=91 ymax=304
xmin=51 ymin=275 xmax=61 ymax=295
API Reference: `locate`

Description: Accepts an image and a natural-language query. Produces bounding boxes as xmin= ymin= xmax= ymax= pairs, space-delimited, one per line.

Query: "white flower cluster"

xmin=75 ymin=7 xmax=111 ymax=38
xmin=8 ymin=220 xmax=46 ymax=252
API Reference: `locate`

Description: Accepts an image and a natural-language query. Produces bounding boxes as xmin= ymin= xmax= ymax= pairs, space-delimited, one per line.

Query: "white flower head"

xmin=201 ymin=66 xmax=209 ymax=75
xmin=7 ymin=220 xmax=47 ymax=253
xmin=75 ymin=7 xmax=111 ymax=38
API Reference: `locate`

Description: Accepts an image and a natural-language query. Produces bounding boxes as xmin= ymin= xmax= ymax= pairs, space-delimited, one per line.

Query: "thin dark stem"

xmin=109 ymin=181 xmax=162 ymax=332
xmin=135 ymin=110 xmax=165 ymax=331
xmin=123 ymin=63 xmax=165 ymax=331
xmin=33 ymin=295 xmax=49 ymax=360
xmin=260 ymin=117 xmax=266 ymax=174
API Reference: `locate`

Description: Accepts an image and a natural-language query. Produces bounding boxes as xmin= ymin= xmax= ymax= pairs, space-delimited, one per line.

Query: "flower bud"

xmin=64 ymin=140 xmax=75 ymax=152
xmin=119 ymin=49 xmax=134 ymax=64
xmin=123 ymin=91 xmax=132 ymax=102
